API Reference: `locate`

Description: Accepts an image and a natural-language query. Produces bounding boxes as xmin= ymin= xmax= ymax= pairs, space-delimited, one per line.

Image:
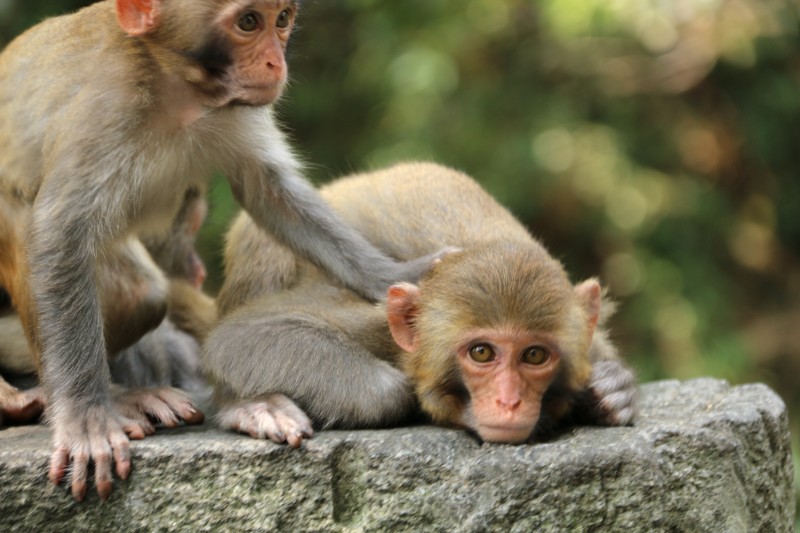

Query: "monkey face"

xmin=454 ymin=328 xmax=561 ymax=443
xmin=213 ymin=1 xmax=299 ymax=106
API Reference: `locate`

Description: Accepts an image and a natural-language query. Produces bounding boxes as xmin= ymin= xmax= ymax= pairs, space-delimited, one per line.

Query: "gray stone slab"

xmin=0 ymin=378 xmax=794 ymax=532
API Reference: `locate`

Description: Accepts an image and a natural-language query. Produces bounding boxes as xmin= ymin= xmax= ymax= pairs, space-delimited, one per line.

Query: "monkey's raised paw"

xmin=49 ymin=404 xmax=146 ymax=502
xmin=0 ymin=385 xmax=45 ymax=425
xmin=217 ymin=394 xmax=313 ymax=448
xmin=588 ymin=360 xmax=637 ymax=426
xmin=112 ymin=386 xmax=204 ymax=430
xmin=391 ymin=247 xmax=461 ymax=286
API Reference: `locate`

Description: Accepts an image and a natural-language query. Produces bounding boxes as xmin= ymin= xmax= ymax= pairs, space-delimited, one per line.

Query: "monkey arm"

xmin=227 ymin=140 xmax=445 ymax=302
xmin=27 ymin=202 xmax=138 ymax=499
xmin=28 ymin=207 xmax=109 ymax=411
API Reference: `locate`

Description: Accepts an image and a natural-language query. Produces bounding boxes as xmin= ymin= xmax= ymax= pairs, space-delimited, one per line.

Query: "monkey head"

xmin=387 ymin=242 xmax=602 ymax=444
xmin=116 ymin=0 xmax=299 ymax=107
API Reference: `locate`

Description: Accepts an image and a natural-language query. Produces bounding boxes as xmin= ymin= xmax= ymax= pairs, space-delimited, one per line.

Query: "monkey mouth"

xmin=476 ymin=424 xmax=534 ymax=444
xmin=235 ymin=83 xmax=284 ymax=106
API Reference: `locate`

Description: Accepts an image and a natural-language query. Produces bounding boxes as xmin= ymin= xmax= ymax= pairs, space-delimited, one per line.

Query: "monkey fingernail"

xmin=186 ymin=409 xmax=205 ymax=424
xmin=72 ymin=483 xmax=87 ymax=503
xmin=97 ymin=482 xmax=112 ymax=502
xmin=116 ymin=460 xmax=132 ymax=480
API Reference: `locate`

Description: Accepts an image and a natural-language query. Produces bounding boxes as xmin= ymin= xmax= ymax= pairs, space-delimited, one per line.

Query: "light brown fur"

xmin=204 ymin=163 xmax=636 ymax=445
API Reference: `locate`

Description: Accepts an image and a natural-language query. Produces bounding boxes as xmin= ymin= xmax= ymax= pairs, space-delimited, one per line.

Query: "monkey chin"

xmin=229 ymin=83 xmax=285 ymax=107
xmin=474 ymin=424 xmax=535 ymax=445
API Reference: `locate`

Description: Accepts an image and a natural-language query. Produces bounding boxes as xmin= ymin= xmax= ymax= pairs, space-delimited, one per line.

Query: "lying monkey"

xmin=204 ymin=163 xmax=637 ymax=445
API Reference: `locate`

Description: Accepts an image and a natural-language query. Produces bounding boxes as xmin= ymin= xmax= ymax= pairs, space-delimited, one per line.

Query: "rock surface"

xmin=0 ymin=379 xmax=794 ymax=532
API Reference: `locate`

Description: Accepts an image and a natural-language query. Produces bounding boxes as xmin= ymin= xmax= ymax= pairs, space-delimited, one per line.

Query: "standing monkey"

xmin=0 ymin=1 xmax=443 ymax=501
xmin=204 ymin=163 xmax=636 ymax=447
xmin=0 ymin=187 xmax=214 ymax=429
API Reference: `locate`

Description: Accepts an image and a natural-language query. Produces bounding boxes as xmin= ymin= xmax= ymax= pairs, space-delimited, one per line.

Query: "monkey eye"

xmin=276 ymin=9 xmax=292 ymax=29
xmin=468 ymin=344 xmax=495 ymax=363
xmin=522 ymin=346 xmax=550 ymax=365
xmin=237 ymin=12 xmax=260 ymax=32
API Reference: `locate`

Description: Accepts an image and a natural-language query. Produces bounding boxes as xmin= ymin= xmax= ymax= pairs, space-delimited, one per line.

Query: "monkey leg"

xmin=97 ymin=237 xmax=170 ymax=354
xmin=0 ymin=312 xmax=34 ymax=374
xmin=110 ymin=318 xmax=207 ymax=392
xmin=0 ymin=376 xmax=45 ymax=426
xmin=165 ymin=279 xmax=217 ymax=344
xmin=98 ymin=241 xmax=206 ymax=427
xmin=0 ymin=305 xmax=44 ymax=425
xmin=204 ymin=303 xmax=417 ymax=441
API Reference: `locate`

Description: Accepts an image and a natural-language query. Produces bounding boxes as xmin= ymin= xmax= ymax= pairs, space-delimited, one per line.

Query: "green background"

xmin=2 ymin=0 xmax=798 ymax=522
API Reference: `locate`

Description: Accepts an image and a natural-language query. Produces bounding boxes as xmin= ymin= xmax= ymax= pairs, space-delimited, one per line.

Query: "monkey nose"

xmin=496 ymin=397 xmax=522 ymax=411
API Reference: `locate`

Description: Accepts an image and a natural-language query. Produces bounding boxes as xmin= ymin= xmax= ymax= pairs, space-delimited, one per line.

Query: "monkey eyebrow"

xmin=247 ymin=0 xmax=300 ymax=9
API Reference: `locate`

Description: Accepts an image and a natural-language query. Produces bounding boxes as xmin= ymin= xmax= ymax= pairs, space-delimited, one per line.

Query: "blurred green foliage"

xmin=2 ymin=0 xmax=798 ymax=522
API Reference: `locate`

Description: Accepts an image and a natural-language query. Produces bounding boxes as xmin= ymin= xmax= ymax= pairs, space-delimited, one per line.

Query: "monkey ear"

xmin=574 ymin=278 xmax=602 ymax=331
xmin=386 ymin=283 xmax=422 ymax=353
xmin=116 ymin=0 xmax=160 ymax=36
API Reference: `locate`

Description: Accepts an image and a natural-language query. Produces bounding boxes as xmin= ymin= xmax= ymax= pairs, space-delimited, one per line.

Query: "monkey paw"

xmin=111 ymin=386 xmax=204 ymax=433
xmin=588 ymin=360 xmax=637 ymax=426
xmin=0 ymin=385 xmax=46 ymax=425
xmin=392 ymin=247 xmax=461 ymax=287
xmin=48 ymin=404 xmax=150 ymax=502
xmin=217 ymin=394 xmax=313 ymax=448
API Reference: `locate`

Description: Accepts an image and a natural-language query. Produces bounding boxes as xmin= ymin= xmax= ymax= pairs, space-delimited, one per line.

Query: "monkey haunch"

xmin=0 ymin=0 xmax=443 ymax=501
xmin=204 ymin=163 xmax=637 ymax=446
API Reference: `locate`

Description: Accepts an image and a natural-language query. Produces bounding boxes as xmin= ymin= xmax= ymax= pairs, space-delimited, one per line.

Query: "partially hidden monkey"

xmin=204 ymin=163 xmax=637 ymax=447
xmin=1 ymin=186 xmax=214 ymax=425
xmin=109 ymin=186 xmax=215 ymax=393
xmin=0 ymin=0 xmax=444 ymax=501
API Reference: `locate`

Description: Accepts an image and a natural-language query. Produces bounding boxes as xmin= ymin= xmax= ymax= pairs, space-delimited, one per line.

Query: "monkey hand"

xmin=0 ymin=385 xmax=45 ymax=425
xmin=587 ymin=360 xmax=637 ymax=426
xmin=48 ymin=403 xmax=152 ymax=502
xmin=111 ymin=386 xmax=205 ymax=432
xmin=217 ymin=394 xmax=313 ymax=448
xmin=373 ymin=246 xmax=461 ymax=300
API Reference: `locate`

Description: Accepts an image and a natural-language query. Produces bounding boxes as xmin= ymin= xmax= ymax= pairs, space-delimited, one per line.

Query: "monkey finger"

xmin=274 ymin=415 xmax=310 ymax=448
xmin=69 ymin=446 xmax=90 ymax=503
xmin=268 ymin=397 xmax=313 ymax=446
xmin=120 ymin=416 xmax=152 ymax=439
xmin=598 ymin=390 xmax=637 ymax=426
xmin=183 ymin=408 xmax=205 ymax=425
xmin=431 ymin=246 xmax=462 ymax=266
xmin=284 ymin=430 xmax=304 ymax=449
xmin=242 ymin=403 xmax=287 ymax=443
xmin=142 ymin=395 xmax=182 ymax=427
xmin=611 ymin=406 xmax=636 ymax=426
xmin=154 ymin=387 xmax=204 ymax=425
xmin=144 ymin=398 xmax=182 ymax=428
xmin=90 ymin=443 xmax=113 ymax=501
xmin=113 ymin=395 xmax=157 ymax=436
xmin=253 ymin=410 xmax=285 ymax=443
xmin=111 ymin=432 xmax=132 ymax=481
xmin=590 ymin=361 xmax=635 ymax=394
xmin=85 ymin=411 xmax=132 ymax=499
xmin=48 ymin=446 xmax=70 ymax=485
